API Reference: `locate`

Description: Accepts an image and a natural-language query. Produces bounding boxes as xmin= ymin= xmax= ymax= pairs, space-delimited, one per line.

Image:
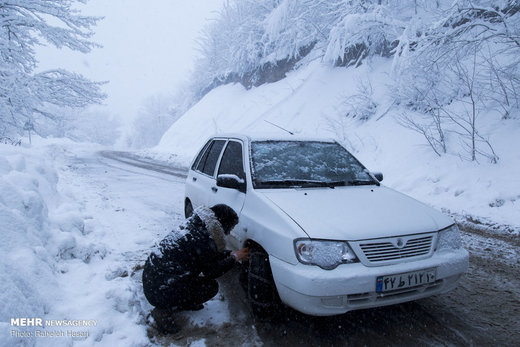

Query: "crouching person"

xmin=142 ymin=204 xmax=249 ymax=333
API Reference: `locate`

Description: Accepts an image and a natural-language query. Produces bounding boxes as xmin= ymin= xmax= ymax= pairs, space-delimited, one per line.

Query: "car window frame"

xmin=194 ymin=139 xmax=226 ymax=178
xmin=191 ymin=140 xmax=212 ymax=171
xmin=217 ymin=139 xmax=246 ymax=180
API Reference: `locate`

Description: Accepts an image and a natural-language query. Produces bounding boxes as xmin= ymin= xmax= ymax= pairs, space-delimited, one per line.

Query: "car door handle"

xmin=211 ymin=187 xmax=218 ymax=193
xmin=192 ymin=177 xmax=197 ymax=182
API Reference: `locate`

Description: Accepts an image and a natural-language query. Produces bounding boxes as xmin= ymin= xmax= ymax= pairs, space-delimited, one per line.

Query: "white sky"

xmin=37 ymin=0 xmax=224 ymax=122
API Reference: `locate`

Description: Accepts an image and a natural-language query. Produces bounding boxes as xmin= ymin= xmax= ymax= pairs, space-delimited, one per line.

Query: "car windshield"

xmin=250 ymin=140 xmax=376 ymax=188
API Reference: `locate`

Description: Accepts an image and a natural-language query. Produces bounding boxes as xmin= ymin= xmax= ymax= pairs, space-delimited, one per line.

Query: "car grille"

xmin=357 ymin=234 xmax=434 ymax=264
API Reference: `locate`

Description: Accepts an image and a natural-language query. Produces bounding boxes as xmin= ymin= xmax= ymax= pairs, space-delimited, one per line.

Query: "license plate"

xmin=376 ymin=268 xmax=437 ymax=293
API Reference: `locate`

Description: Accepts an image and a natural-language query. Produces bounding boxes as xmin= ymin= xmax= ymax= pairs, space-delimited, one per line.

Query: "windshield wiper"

xmin=347 ymin=179 xmax=379 ymax=186
xmin=257 ymin=179 xmax=345 ymax=188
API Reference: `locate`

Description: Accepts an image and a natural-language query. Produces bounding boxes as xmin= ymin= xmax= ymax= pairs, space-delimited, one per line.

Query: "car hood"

xmin=259 ymin=186 xmax=452 ymax=240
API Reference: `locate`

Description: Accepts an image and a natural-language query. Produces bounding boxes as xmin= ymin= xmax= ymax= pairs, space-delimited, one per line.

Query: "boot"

xmin=150 ymin=308 xmax=180 ymax=334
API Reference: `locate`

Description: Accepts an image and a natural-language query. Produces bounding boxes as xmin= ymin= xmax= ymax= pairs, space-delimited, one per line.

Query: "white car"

xmin=184 ymin=133 xmax=469 ymax=316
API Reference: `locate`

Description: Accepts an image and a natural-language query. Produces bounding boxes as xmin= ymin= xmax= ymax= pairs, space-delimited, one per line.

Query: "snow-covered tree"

xmin=35 ymin=105 xmax=121 ymax=145
xmin=324 ymin=1 xmax=404 ymax=66
xmin=394 ymin=0 xmax=519 ymax=162
xmin=127 ymin=94 xmax=181 ymax=149
xmin=192 ymin=0 xmax=273 ymax=95
xmin=192 ymin=0 xmax=414 ymax=98
xmin=193 ymin=0 xmax=347 ymax=95
xmin=0 ymin=0 xmax=106 ymax=137
xmin=188 ymin=0 xmax=516 ymax=162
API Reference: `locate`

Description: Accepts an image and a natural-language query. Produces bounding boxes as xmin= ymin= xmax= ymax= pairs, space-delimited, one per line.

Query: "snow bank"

xmin=0 ymin=142 xmax=62 ymax=345
xmin=0 ymin=139 xmax=152 ymax=346
xmin=156 ymin=58 xmax=520 ymax=232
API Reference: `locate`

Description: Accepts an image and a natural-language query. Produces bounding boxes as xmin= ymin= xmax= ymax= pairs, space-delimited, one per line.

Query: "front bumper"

xmin=270 ymin=248 xmax=469 ymax=316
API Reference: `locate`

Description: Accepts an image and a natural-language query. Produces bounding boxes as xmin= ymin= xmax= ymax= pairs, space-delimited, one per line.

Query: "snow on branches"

xmin=394 ymin=0 xmax=519 ymax=163
xmin=0 ymin=0 xmax=106 ymax=136
xmin=186 ymin=0 xmax=518 ymax=162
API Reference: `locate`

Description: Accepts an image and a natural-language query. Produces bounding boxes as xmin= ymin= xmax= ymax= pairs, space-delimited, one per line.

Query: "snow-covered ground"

xmin=0 ymin=138 xmax=244 ymax=346
xmin=153 ymin=58 xmax=520 ymax=234
xmin=1 ymin=114 xmax=518 ymax=345
xmin=2 ymin=56 xmax=518 ymax=347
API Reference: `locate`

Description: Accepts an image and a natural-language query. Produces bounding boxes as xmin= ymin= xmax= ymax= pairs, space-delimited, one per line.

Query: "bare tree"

xmin=393 ymin=0 xmax=519 ymax=163
xmin=341 ymin=78 xmax=378 ymax=121
xmin=440 ymin=52 xmax=499 ymax=163
xmin=398 ymin=108 xmax=447 ymax=157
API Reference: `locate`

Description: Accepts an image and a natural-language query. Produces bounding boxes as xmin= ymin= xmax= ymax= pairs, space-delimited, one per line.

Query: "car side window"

xmin=198 ymin=140 xmax=225 ymax=176
xmin=218 ymin=141 xmax=244 ymax=178
xmin=191 ymin=140 xmax=211 ymax=170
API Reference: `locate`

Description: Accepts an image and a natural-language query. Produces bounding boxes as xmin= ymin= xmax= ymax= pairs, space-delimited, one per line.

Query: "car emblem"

xmin=396 ymin=238 xmax=405 ymax=249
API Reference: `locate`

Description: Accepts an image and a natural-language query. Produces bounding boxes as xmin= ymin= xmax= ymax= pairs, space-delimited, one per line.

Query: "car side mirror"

xmin=372 ymin=172 xmax=383 ymax=182
xmin=217 ymin=174 xmax=247 ymax=193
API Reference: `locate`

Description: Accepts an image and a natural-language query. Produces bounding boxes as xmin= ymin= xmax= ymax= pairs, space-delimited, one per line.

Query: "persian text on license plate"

xmin=376 ymin=268 xmax=436 ymax=293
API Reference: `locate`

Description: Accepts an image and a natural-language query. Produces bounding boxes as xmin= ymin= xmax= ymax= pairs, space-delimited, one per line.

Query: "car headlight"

xmin=437 ymin=224 xmax=462 ymax=251
xmin=294 ymin=239 xmax=358 ymax=270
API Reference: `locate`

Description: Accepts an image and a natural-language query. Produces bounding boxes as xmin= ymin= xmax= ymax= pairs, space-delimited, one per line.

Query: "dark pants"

xmin=143 ymin=272 xmax=219 ymax=309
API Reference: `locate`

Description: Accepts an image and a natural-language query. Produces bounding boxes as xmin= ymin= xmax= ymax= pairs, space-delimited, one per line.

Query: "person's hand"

xmin=231 ymin=248 xmax=250 ymax=263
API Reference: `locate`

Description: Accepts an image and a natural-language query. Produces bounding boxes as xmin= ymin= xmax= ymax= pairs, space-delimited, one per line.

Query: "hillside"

xmin=154 ymin=57 xmax=519 ymax=234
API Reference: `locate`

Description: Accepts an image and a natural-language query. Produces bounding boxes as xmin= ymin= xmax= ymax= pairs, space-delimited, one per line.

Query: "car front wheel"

xmin=184 ymin=200 xmax=193 ymax=219
xmin=247 ymin=251 xmax=280 ymax=318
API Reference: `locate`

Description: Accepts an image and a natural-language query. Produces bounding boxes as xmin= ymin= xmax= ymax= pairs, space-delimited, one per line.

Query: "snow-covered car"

xmin=184 ymin=133 xmax=469 ymax=316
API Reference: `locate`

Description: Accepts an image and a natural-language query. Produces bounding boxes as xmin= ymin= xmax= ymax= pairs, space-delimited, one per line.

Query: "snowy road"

xmin=64 ymin=149 xmax=261 ymax=346
xmin=65 ymin=149 xmax=519 ymax=346
xmin=50 ymin=147 xmax=188 ymax=345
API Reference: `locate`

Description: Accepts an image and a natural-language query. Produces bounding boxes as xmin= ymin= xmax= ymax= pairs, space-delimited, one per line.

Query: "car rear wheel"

xmin=248 ymin=251 xmax=280 ymax=318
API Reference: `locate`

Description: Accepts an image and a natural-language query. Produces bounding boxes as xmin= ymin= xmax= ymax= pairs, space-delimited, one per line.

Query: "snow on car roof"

xmin=211 ymin=132 xmax=337 ymax=143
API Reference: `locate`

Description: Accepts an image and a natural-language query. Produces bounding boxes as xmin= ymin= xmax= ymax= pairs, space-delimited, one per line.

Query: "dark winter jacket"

xmin=142 ymin=207 xmax=236 ymax=307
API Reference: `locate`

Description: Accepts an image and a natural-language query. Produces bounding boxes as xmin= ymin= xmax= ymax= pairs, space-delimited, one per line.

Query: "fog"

xmin=36 ymin=0 xmax=224 ymax=123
